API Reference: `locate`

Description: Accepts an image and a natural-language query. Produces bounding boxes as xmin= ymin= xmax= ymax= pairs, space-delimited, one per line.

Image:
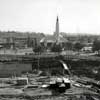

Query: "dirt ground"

xmin=0 ymin=75 xmax=99 ymax=100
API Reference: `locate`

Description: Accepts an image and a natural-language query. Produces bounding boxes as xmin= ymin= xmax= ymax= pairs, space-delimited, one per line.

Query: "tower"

xmin=54 ymin=16 xmax=60 ymax=44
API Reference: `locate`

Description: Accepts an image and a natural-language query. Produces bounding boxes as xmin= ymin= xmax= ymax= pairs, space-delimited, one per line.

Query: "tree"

xmin=92 ymin=39 xmax=100 ymax=54
xmin=51 ymin=43 xmax=62 ymax=53
xmin=33 ymin=45 xmax=44 ymax=54
xmin=27 ymin=37 xmax=34 ymax=47
xmin=65 ymin=42 xmax=73 ymax=50
xmin=73 ymin=42 xmax=84 ymax=51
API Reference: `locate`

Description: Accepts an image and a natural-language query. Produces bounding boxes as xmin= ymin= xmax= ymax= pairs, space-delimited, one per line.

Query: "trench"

xmin=32 ymin=58 xmax=100 ymax=80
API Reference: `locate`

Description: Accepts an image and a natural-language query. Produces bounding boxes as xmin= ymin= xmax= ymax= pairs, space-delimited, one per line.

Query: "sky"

xmin=0 ymin=0 xmax=100 ymax=35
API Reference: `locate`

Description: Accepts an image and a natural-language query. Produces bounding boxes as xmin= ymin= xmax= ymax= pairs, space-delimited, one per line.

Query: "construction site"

xmin=0 ymin=54 xmax=99 ymax=100
xmin=0 ymin=1 xmax=100 ymax=99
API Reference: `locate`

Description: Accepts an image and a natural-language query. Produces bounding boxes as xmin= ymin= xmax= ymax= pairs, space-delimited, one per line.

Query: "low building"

xmin=81 ymin=46 xmax=92 ymax=52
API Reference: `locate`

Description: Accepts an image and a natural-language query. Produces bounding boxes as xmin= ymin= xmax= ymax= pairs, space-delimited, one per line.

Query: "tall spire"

xmin=54 ymin=16 xmax=59 ymax=44
xmin=56 ymin=16 xmax=59 ymax=35
xmin=57 ymin=16 xmax=58 ymax=22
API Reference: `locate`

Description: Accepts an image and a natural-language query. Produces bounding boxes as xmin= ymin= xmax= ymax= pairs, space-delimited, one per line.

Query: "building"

xmin=40 ymin=16 xmax=68 ymax=48
xmin=0 ymin=31 xmax=44 ymax=50
xmin=81 ymin=46 xmax=92 ymax=52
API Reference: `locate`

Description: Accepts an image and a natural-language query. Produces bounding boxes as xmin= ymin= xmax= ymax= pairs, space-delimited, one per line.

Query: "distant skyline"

xmin=0 ymin=0 xmax=100 ymax=34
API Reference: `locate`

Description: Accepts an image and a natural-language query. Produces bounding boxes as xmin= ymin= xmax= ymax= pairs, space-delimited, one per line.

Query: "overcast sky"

xmin=0 ymin=0 xmax=100 ymax=34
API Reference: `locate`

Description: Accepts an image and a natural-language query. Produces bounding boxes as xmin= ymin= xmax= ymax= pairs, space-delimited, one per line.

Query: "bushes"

xmin=33 ymin=45 xmax=44 ymax=54
xmin=51 ymin=43 xmax=62 ymax=53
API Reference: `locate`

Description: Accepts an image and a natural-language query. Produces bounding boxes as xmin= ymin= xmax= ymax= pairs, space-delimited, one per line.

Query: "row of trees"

xmin=33 ymin=42 xmax=84 ymax=54
xmin=33 ymin=38 xmax=100 ymax=54
xmin=33 ymin=43 xmax=62 ymax=54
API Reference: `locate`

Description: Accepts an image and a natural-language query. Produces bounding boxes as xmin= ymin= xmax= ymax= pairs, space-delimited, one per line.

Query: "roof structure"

xmin=40 ymin=34 xmax=68 ymax=43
